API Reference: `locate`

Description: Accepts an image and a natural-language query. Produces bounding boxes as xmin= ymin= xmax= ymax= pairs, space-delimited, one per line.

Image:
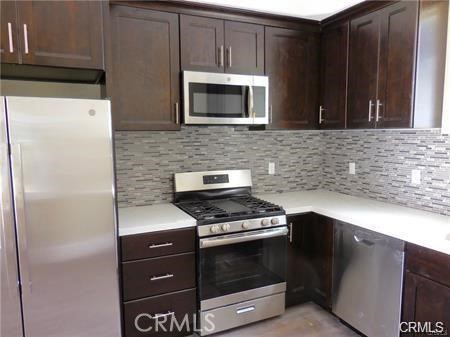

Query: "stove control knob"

xmin=261 ymin=219 xmax=270 ymax=227
xmin=242 ymin=222 xmax=250 ymax=229
xmin=210 ymin=225 xmax=220 ymax=233
xmin=221 ymin=223 xmax=230 ymax=232
xmin=271 ymin=218 xmax=280 ymax=225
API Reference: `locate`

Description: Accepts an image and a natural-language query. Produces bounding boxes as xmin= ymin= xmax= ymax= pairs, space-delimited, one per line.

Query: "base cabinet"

xmin=120 ymin=228 xmax=196 ymax=337
xmin=286 ymin=213 xmax=333 ymax=308
xmin=401 ymin=243 xmax=450 ymax=336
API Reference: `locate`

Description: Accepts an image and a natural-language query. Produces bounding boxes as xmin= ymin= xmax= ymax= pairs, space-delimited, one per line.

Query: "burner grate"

xmin=175 ymin=195 xmax=283 ymax=223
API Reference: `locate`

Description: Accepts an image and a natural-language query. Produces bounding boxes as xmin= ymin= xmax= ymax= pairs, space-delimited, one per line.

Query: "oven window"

xmin=199 ymin=232 xmax=287 ymax=301
xmin=189 ymin=83 xmax=247 ymax=118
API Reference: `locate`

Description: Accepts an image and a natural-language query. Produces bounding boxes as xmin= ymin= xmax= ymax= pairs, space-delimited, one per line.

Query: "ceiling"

xmin=184 ymin=0 xmax=366 ymax=20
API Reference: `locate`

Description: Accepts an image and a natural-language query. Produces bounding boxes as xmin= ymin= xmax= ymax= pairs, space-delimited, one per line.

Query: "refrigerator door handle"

xmin=11 ymin=143 xmax=32 ymax=294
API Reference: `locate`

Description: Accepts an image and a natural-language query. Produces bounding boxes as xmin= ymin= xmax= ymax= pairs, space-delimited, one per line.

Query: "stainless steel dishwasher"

xmin=332 ymin=221 xmax=405 ymax=337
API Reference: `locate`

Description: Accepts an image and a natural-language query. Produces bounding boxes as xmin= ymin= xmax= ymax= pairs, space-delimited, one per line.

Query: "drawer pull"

xmin=150 ymin=273 xmax=174 ymax=281
xmin=236 ymin=306 xmax=255 ymax=314
xmin=149 ymin=242 xmax=173 ymax=249
xmin=151 ymin=311 xmax=175 ymax=319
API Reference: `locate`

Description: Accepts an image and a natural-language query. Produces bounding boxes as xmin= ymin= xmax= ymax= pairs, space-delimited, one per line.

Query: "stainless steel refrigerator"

xmin=1 ymin=96 xmax=121 ymax=337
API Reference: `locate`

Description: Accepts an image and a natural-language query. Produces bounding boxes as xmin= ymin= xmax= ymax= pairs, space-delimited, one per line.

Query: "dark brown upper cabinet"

xmin=1 ymin=0 xmax=104 ymax=69
xmin=319 ymin=20 xmax=349 ymax=129
xmin=180 ymin=15 xmax=224 ymax=73
xmin=1 ymin=0 xmax=19 ymax=64
xmin=376 ymin=1 xmax=418 ymax=128
xmin=180 ymin=14 xmax=264 ymax=75
xmin=109 ymin=6 xmax=180 ymax=131
xmin=347 ymin=1 xmax=418 ymax=129
xmin=265 ymin=27 xmax=320 ymax=129
xmin=347 ymin=11 xmax=381 ymax=129
xmin=224 ymin=21 xmax=264 ymax=75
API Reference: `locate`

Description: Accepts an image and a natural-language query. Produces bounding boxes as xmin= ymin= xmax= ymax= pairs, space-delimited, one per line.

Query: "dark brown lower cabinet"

xmin=402 ymin=243 xmax=450 ymax=336
xmin=286 ymin=213 xmax=333 ymax=308
xmin=123 ymin=289 xmax=197 ymax=337
xmin=121 ymin=228 xmax=197 ymax=337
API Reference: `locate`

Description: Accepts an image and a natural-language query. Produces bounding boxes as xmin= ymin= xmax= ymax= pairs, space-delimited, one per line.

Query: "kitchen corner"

xmin=1 ymin=1 xmax=449 ymax=337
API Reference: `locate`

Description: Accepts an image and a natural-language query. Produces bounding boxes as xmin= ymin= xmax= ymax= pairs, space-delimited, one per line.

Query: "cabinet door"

xmin=286 ymin=214 xmax=310 ymax=307
xmin=109 ymin=6 xmax=180 ymax=131
xmin=17 ymin=0 xmax=103 ymax=69
xmin=319 ymin=21 xmax=349 ymax=129
xmin=224 ymin=21 xmax=264 ymax=75
xmin=402 ymin=271 xmax=450 ymax=336
xmin=265 ymin=27 xmax=320 ymax=129
xmin=1 ymin=0 xmax=19 ymax=64
xmin=347 ymin=11 xmax=380 ymax=128
xmin=306 ymin=214 xmax=333 ymax=309
xmin=376 ymin=1 xmax=418 ymax=128
xmin=180 ymin=15 xmax=224 ymax=72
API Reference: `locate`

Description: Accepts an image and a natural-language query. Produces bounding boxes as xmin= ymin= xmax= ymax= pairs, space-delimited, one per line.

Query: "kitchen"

xmin=0 ymin=0 xmax=449 ymax=337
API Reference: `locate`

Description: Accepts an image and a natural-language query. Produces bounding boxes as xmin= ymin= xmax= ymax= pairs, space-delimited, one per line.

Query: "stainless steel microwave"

xmin=183 ymin=71 xmax=269 ymax=125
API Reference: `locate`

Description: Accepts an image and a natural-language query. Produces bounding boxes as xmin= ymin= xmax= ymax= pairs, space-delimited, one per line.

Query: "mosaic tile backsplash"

xmin=115 ymin=127 xmax=450 ymax=215
xmin=115 ymin=126 xmax=323 ymax=207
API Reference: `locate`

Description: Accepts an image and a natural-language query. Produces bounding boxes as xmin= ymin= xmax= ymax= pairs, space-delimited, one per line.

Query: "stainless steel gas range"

xmin=174 ymin=169 xmax=287 ymax=336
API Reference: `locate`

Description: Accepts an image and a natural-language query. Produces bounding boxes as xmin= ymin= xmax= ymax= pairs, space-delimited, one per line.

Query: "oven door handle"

xmin=200 ymin=227 xmax=288 ymax=249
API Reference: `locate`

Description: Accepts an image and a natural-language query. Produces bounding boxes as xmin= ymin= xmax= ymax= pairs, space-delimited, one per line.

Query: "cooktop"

xmin=175 ymin=195 xmax=284 ymax=225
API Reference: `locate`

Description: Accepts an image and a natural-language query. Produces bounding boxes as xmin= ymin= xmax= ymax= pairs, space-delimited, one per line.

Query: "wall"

xmin=321 ymin=129 xmax=450 ymax=215
xmin=115 ymin=128 xmax=450 ymax=215
xmin=115 ymin=126 xmax=323 ymax=207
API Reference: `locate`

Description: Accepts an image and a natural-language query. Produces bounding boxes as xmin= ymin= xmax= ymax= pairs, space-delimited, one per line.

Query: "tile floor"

xmin=212 ymin=302 xmax=361 ymax=337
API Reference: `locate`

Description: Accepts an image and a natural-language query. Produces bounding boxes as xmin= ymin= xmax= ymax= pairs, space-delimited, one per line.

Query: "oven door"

xmin=183 ymin=71 xmax=268 ymax=125
xmin=198 ymin=227 xmax=287 ymax=310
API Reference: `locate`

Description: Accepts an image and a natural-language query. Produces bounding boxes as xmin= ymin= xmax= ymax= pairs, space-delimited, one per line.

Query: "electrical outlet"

xmin=349 ymin=162 xmax=356 ymax=175
xmin=411 ymin=169 xmax=421 ymax=185
xmin=268 ymin=162 xmax=275 ymax=175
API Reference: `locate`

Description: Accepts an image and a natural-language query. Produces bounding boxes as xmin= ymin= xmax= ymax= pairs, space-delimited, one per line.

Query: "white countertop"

xmin=118 ymin=190 xmax=450 ymax=255
xmin=118 ymin=203 xmax=196 ymax=236
xmin=258 ymin=190 xmax=450 ymax=255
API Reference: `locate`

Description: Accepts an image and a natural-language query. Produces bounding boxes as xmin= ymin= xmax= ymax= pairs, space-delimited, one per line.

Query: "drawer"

xmin=406 ymin=243 xmax=450 ymax=287
xmin=123 ymin=288 xmax=196 ymax=337
xmin=122 ymin=253 xmax=196 ymax=301
xmin=200 ymin=292 xmax=285 ymax=335
xmin=121 ymin=227 xmax=195 ymax=262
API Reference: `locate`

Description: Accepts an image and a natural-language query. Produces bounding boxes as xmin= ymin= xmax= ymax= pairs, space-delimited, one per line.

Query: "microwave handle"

xmin=247 ymin=86 xmax=254 ymax=118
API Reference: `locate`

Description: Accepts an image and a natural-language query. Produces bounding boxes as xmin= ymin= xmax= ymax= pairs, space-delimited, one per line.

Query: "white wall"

xmin=442 ymin=5 xmax=450 ymax=134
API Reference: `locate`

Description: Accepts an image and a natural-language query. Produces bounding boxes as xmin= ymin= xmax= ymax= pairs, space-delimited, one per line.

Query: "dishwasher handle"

xmin=353 ymin=234 xmax=375 ymax=246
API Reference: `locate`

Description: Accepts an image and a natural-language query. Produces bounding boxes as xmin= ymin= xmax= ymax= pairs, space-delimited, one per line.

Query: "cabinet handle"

xmin=375 ymin=99 xmax=383 ymax=122
xmin=218 ymin=45 xmax=224 ymax=67
xmin=7 ymin=22 xmax=13 ymax=53
xmin=269 ymin=105 xmax=273 ymax=123
xmin=319 ymin=106 xmax=326 ymax=124
xmin=175 ymin=102 xmax=179 ymax=124
xmin=368 ymin=100 xmax=374 ymax=122
xmin=227 ymin=46 xmax=232 ymax=67
xmin=150 ymin=273 xmax=174 ymax=281
xmin=150 ymin=311 xmax=175 ymax=319
xmin=23 ymin=24 xmax=29 ymax=54
xmin=289 ymin=222 xmax=293 ymax=243
xmin=149 ymin=242 xmax=173 ymax=249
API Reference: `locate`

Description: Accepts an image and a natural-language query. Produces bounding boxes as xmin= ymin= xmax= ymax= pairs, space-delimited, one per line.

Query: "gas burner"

xmin=175 ymin=195 xmax=284 ymax=225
